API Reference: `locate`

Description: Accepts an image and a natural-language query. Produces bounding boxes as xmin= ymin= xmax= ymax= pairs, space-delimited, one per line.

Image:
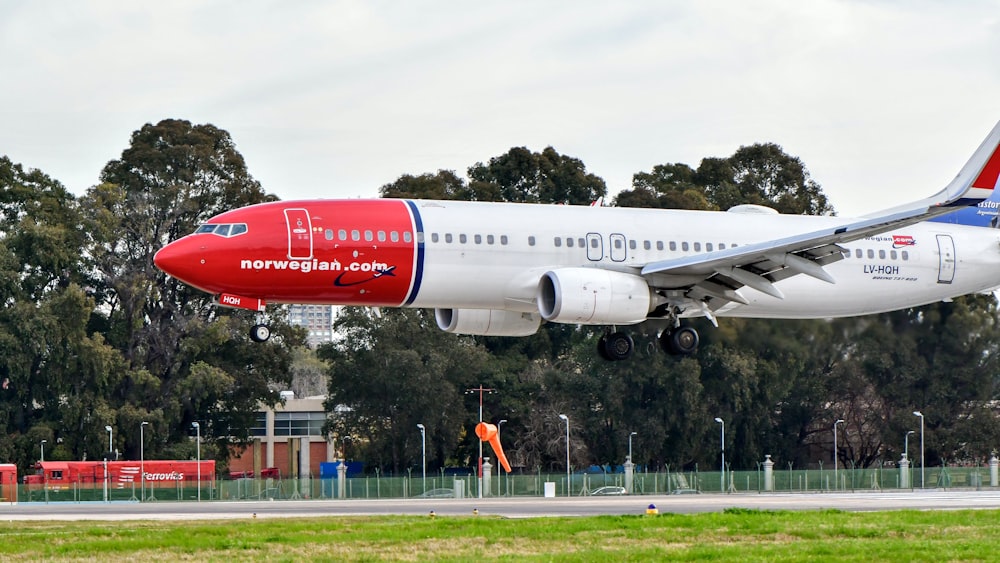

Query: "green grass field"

xmin=0 ymin=508 xmax=996 ymax=561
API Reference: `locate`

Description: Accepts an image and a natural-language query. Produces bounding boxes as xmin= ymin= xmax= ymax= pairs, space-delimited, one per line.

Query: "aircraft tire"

xmin=601 ymin=332 xmax=634 ymax=361
xmin=250 ymin=324 xmax=271 ymax=343
xmin=660 ymin=326 xmax=698 ymax=355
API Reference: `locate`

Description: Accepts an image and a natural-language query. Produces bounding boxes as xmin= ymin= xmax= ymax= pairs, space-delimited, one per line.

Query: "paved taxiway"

xmin=3 ymin=490 xmax=1000 ymax=520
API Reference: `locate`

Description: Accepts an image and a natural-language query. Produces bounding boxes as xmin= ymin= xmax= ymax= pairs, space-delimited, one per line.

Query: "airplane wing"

xmin=640 ymin=119 xmax=1000 ymax=312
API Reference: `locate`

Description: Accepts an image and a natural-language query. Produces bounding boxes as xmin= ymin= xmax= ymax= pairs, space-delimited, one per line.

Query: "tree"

xmin=467 ymin=146 xmax=607 ymax=204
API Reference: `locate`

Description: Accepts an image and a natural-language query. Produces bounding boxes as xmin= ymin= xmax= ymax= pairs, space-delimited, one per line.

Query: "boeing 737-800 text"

xmin=154 ymin=121 xmax=1000 ymax=360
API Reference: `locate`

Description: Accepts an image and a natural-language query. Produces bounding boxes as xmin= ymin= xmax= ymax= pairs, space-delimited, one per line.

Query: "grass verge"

xmin=0 ymin=508 xmax=997 ymax=561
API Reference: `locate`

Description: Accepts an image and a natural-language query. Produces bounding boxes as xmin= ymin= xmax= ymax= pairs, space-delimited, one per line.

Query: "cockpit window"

xmin=194 ymin=223 xmax=248 ymax=238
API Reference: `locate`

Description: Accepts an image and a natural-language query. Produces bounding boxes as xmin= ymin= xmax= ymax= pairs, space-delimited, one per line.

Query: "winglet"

xmin=936 ymin=120 xmax=1000 ymax=207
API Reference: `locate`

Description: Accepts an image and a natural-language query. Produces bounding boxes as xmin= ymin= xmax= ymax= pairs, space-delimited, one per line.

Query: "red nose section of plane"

xmin=153 ymin=199 xmax=424 ymax=306
xmin=154 ymin=236 xmax=211 ymax=293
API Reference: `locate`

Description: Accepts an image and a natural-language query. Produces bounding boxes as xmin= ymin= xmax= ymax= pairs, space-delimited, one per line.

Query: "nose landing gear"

xmin=250 ymin=323 xmax=271 ymax=342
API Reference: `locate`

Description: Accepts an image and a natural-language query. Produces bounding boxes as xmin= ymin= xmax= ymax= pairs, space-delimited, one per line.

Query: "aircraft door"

xmin=609 ymin=233 xmax=627 ymax=262
xmin=285 ymin=208 xmax=313 ymax=260
xmin=936 ymin=234 xmax=955 ymax=284
xmin=586 ymin=233 xmax=603 ymax=261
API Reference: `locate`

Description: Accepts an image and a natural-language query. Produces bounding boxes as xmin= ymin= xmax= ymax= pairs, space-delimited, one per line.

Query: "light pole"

xmin=833 ymin=419 xmax=844 ymax=490
xmin=140 ymin=421 xmax=149 ymax=502
xmin=105 ymin=425 xmax=113 ymax=458
xmin=558 ymin=414 xmax=570 ymax=496
xmin=714 ymin=418 xmax=725 ymax=493
xmin=416 ymin=423 xmax=426 ymax=495
xmin=913 ymin=411 xmax=925 ymax=488
xmin=104 ymin=425 xmax=112 ymax=503
xmin=628 ymin=431 xmax=637 ymax=463
xmin=40 ymin=439 xmax=47 ymax=462
xmin=497 ymin=419 xmax=507 ymax=496
xmin=904 ymin=430 xmax=915 ymax=461
xmin=192 ymin=422 xmax=201 ymax=501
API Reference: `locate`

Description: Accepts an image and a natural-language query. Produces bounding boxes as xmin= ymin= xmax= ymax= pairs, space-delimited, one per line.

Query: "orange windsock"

xmin=475 ymin=422 xmax=512 ymax=473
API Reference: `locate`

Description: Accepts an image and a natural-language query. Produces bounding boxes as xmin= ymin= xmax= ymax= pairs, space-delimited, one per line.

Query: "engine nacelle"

xmin=537 ymin=268 xmax=651 ymax=324
xmin=435 ymin=308 xmax=541 ymax=336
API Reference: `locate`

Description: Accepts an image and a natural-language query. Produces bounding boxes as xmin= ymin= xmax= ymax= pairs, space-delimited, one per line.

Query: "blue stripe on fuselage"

xmin=404 ymin=200 xmax=425 ymax=305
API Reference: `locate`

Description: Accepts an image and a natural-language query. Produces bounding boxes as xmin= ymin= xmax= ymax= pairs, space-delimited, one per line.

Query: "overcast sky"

xmin=2 ymin=1 xmax=998 ymax=216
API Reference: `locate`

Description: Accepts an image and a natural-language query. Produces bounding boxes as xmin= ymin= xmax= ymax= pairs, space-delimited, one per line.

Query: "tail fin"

xmin=926 ymin=120 xmax=1000 ymax=227
xmin=936 ymin=120 xmax=1000 ymax=208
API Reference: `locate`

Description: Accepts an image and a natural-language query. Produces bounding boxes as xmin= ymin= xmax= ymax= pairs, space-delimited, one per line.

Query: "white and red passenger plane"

xmin=154 ymin=121 xmax=1000 ymax=360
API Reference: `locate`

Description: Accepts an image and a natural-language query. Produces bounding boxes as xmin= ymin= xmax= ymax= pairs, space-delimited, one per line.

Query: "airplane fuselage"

xmin=156 ymin=198 xmax=1000 ymax=320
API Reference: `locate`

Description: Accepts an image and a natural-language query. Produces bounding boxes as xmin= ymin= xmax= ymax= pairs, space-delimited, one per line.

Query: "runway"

xmin=3 ymin=489 xmax=1000 ymax=520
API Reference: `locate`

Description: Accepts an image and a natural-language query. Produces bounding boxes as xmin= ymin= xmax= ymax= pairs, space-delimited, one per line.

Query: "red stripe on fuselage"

xmin=197 ymin=200 xmax=418 ymax=306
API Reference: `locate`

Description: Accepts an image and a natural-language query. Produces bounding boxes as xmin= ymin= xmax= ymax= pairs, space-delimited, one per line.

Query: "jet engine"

xmin=537 ymin=268 xmax=651 ymax=324
xmin=434 ymin=308 xmax=541 ymax=336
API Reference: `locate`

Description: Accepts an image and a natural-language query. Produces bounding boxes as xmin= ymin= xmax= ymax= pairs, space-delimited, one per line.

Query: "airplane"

xmin=154 ymin=120 xmax=1000 ymax=360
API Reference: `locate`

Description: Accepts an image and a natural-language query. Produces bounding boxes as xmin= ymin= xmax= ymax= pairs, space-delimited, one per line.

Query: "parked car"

xmin=590 ymin=486 xmax=628 ymax=496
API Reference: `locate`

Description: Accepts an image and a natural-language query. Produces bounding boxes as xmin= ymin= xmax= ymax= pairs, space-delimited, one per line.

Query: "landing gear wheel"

xmin=600 ymin=332 xmax=634 ymax=361
xmin=250 ymin=323 xmax=271 ymax=343
xmin=660 ymin=326 xmax=699 ymax=355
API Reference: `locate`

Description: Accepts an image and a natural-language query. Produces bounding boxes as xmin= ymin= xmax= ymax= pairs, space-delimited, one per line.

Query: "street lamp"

xmin=192 ymin=422 xmax=201 ymax=501
xmin=558 ymin=414 xmax=570 ymax=496
xmin=140 ymin=421 xmax=149 ymax=502
xmin=416 ymin=423 xmax=426 ymax=495
xmin=40 ymin=439 xmax=47 ymax=462
xmin=714 ymin=418 xmax=725 ymax=493
xmin=833 ymin=419 xmax=844 ymax=490
xmin=104 ymin=425 xmax=112 ymax=503
xmin=497 ymin=419 xmax=507 ymax=497
xmin=628 ymin=431 xmax=637 ymax=463
xmin=105 ymin=425 xmax=113 ymax=458
xmin=913 ymin=411 xmax=925 ymax=488
xmin=904 ymin=430 xmax=915 ymax=461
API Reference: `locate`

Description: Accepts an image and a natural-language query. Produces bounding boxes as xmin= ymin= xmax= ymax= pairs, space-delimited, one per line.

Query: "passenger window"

xmin=339 ymin=229 xmax=348 ymax=241
xmin=590 ymin=238 xmax=599 ymax=248
xmin=693 ymin=242 xmax=701 ymax=251
xmin=431 ymin=233 xmax=439 ymax=243
xmin=719 ymin=243 xmax=726 ymax=250
xmin=706 ymin=243 xmax=713 ymax=251
xmin=500 ymin=235 xmax=508 ymax=245
xmin=878 ymin=250 xmax=886 ymax=259
xmin=528 ymin=236 xmax=536 ymax=246
xmin=855 ymin=249 xmax=862 ymax=259
xmin=474 ymin=234 xmax=482 ymax=244
xmin=682 ymin=242 xmax=689 ymax=251
xmin=890 ymin=250 xmax=898 ymax=260
xmin=416 ymin=232 xmax=425 ymax=243
xmin=554 ymin=237 xmax=562 ymax=247
xmin=351 ymin=230 xmax=360 ymax=241
xmin=578 ymin=238 xmax=585 ymax=248
xmin=566 ymin=238 xmax=574 ymax=248
xmin=364 ymin=230 xmax=374 ymax=242
xmin=630 ymin=240 xmax=637 ymax=250
xmin=668 ymin=241 xmax=676 ymax=251
xmin=391 ymin=231 xmax=400 ymax=242
xmin=445 ymin=233 xmax=453 ymax=243
xmin=656 ymin=241 xmax=664 ymax=251
xmin=325 ymin=229 xmax=334 ymax=241
xmin=487 ymin=235 xmax=495 ymax=244
xmin=644 ymin=241 xmax=651 ymax=250
xmin=459 ymin=234 xmax=467 ymax=244
xmin=614 ymin=239 xmax=623 ymax=249
xmin=901 ymin=250 xmax=909 ymax=260
xmin=403 ymin=232 xmax=412 ymax=243
xmin=377 ymin=231 xmax=386 ymax=242
xmin=867 ymin=249 xmax=874 ymax=259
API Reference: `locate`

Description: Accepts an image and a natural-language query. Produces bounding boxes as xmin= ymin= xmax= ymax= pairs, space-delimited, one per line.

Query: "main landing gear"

xmin=597 ymin=325 xmax=700 ymax=361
